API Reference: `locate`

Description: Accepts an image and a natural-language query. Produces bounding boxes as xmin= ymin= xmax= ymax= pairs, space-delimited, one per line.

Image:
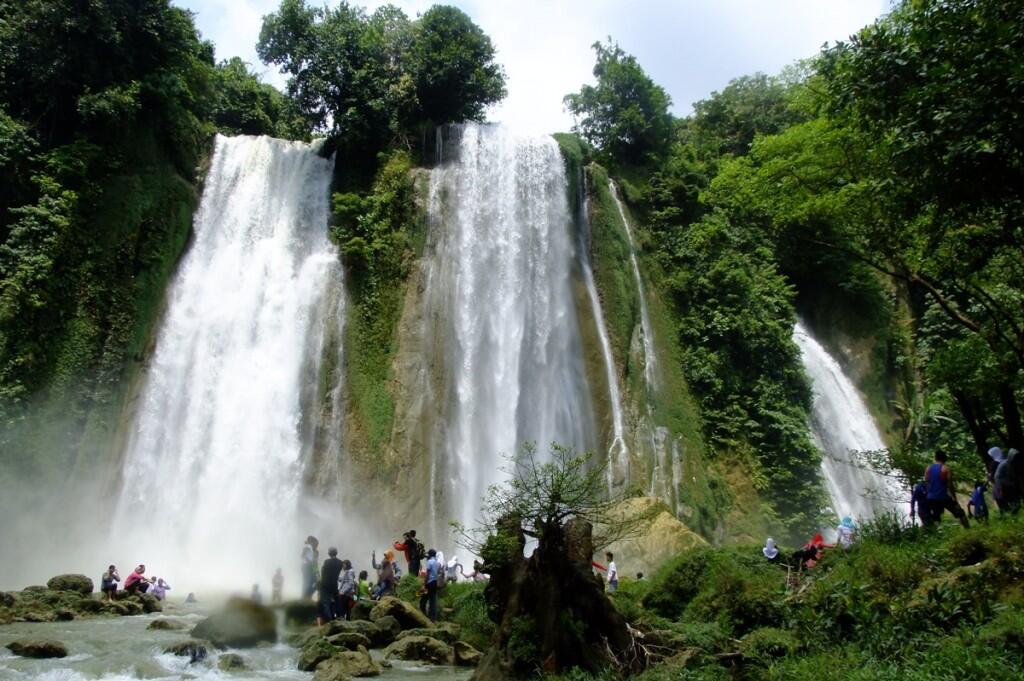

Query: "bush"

xmin=738 ymin=626 xmax=800 ymax=663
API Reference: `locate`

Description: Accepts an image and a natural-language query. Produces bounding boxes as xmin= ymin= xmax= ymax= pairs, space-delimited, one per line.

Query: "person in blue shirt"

xmin=419 ymin=548 xmax=440 ymax=622
xmin=924 ymin=450 xmax=969 ymax=528
xmin=967 ymin=481 xmax=989 ymax=521
xmin=910 ymin=479 xmax=930 ymax=527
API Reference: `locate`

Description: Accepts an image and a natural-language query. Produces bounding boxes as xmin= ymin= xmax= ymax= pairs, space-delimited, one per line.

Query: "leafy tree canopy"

xmin=564 ymin=39 xmax=674 ymax=165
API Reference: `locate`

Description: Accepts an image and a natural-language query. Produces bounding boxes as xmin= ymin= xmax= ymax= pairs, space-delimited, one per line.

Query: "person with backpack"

xmin=419 ymin=549 xmax=441 ymax=621
xmin=924 ymin=450 xmax=969 ymax=528
xmin=394 ymin=530 xmax=425 ymax=578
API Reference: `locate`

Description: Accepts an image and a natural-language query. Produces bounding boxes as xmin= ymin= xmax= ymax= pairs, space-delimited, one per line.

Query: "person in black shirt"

xmin=318 ymin=547 xmax=343 ymax=625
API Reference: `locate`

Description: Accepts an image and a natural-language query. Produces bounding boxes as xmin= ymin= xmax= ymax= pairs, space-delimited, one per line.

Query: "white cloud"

xmin=174 ymin=0 xmax=890 ymax=134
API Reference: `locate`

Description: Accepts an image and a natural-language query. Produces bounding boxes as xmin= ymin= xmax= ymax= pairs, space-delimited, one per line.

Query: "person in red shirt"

xmin=124 ymin=564 xmax=150 ymax=594
xmin=394 ymin=530 xmax=423 ymax=577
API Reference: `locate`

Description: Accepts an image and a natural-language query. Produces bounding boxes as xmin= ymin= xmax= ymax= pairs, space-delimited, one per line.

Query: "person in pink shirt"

xmin=124 ymin=564 xmax=151 ymax=594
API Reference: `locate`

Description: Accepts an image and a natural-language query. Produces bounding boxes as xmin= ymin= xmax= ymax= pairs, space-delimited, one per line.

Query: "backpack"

xmin=413 ymin=538 xmax=426 ymax=561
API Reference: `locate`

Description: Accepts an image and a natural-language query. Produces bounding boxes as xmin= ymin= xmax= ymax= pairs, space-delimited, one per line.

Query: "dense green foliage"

xmin=595 ymin=515 xmax=1024 ymax=680
xmin=258 ymin=0 xmax=506 ymax=157
xmin=564 ymin=40 xmax=673 ymax=165
xmin=0 ymin=1 xmax=302 ymax=477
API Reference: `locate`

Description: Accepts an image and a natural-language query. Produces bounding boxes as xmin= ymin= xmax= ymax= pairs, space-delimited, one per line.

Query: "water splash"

xmin=794 ymin=321 xmax=902 ymax=522
xmin=113 ymin=135 xmax=339 ymax=590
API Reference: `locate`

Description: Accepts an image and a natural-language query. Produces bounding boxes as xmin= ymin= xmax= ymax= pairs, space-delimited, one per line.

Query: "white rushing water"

xmin=113 ymin=135 xmax=340 ymax=592
xmin=794 ymin=322 xmax=902 ymax=522
xmin=425 ymin=124 xmax=594 ymax=532
xmin=609 ymin=181 xmax=658 ymax=393
xmin=576 ymin=173 xmax=628 ymax=492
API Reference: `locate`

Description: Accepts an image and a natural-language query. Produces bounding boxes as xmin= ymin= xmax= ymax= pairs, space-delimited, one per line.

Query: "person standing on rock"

xmin=272 ymin=568 xmax=284 ymax=604
xmin=100 ymin=565 xmax=120 ymax=601
xmin=318 ymin=547 xmax=343 ymax=625
xmin=605 ymin=552 xmax=619 ymax=593
xmin=371 ymin=550 xmax=396 ymax=598
xmin=924 ymin=450 xmax=969 ymax=528
xmin=419 ymin=548 xmax=440 ymax=621
xmin=302 ymin=536 xmax=319 ymax=599
xmin=338 ymin=559 xmax=357 ymax=620
xmin=394 ymin=530 xmax=425 ymax=578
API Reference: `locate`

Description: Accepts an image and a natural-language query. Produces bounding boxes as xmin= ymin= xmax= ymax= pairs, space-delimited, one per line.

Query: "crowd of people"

xmin=99 ymin=564 xmax=171 ymax=601
xmin=761 ymin=444 xmax=1023 ymax=574
xmin=291 ymin=529 xmax=490 ymax=625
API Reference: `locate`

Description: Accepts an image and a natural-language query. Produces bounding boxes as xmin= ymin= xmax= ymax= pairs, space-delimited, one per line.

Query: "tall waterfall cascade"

xmin=794 ymin=322 xmax=902 ymax=522
xmin=423 ymin=124 xmax=595 ymax=534
xmin=114 ymin=135 xmax=341 ymax=590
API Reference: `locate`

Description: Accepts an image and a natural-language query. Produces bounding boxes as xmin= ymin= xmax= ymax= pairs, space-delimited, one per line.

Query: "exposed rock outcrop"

xmin=6 ymin=639 xmax=68 ymax=658
xmin=45 ymin=574 xmax=93 ymax=595
xmin=369 ymin=596 xmax=432 ymax=630
xmin=191 ymin=597 xmax=276 ymax=648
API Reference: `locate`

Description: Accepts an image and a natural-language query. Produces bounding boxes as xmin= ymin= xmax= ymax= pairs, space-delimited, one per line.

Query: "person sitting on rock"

xmin=185 ymin=592 xmax=198 ymax=604
xmin=124 ymin=565 xmax=150 ymax=594
xmin=150 ymin=577 xmax=170 ymax=600
xmin=100 ymin=565 xmax=120 ymax=601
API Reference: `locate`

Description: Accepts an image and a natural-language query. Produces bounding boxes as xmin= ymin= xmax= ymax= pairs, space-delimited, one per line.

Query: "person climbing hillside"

xmin=394 ymin=529 xmax=425 ymax=577
xmin=924 ymin=450 xmax=969 ymax=528
xmin=762 ymin=538 xmax=782 ymax=564
xmin=835 ymin=517 xmax=857 ymax=548
xmin=967 ymin=481 xmax=989 ymax=521
xmin=910 ymin=478 xmax=930 ymax=526
xmin=994 ymin=448 xmax=1021 ymax=514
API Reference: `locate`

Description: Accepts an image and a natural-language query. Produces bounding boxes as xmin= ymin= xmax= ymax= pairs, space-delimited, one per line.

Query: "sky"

xmin=174 ymin=0 xmax=891 ymax=134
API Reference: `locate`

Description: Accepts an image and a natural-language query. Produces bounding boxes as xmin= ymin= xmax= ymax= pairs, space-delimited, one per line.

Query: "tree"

xmin=564 ymin=39 xmax=674 ymax=165
xmin=458 ymin=444 xmax=650 ymax=679
xmin=410 ymin=6 xmax=506 ymax=126
xmin=257 ymin=0 xmax=507 ymax=151
xmin=210 ymin=58 xmax=309 ymax=138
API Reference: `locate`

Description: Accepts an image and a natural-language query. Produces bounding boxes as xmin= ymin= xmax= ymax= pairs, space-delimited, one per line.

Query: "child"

xmin=357 ymin=570 xmax=370 ymax=600
xmin=967 ymin=481 xmax=989 ymax=521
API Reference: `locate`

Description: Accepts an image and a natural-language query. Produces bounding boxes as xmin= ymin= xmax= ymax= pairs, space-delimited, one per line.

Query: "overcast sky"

xmin=174 ymin=0 xmax=891 ymax=134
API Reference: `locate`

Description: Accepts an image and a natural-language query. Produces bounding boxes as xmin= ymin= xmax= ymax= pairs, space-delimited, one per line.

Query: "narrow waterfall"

xmin=576 ymin=173 xmax=628 ymax=492
xmin=424 ymin=124 xmax=595 ymax=533
xmin=608 ymin=181 xmax=678 ymax=503
xmin=794 ymin=322 xmax=901 ymax=522
xmin=114 ymin=135 xmax=340 ymax=590
xmin=610 ymin=182 xmax=658 ymax=392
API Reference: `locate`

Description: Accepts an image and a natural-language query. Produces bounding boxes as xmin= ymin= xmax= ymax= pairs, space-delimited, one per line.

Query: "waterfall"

xmin=609 ymin=181 xmax=658 ymax=392
xmin=113 ymin=135 xmax=340 ymax=590
xmin=424 ymin=124 xmax=595 ymax=533
xmin=794 ymin=322 xmax=901 ymax=522
xmin=576 ymin=172 xmax=628 ymax=492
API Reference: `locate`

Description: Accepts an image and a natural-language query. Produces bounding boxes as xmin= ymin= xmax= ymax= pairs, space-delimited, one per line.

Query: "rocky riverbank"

xmin=0 ymin=574 xmax=162 ymax=626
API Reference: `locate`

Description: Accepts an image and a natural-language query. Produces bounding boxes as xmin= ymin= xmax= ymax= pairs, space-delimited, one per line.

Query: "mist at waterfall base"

xmin=794 ymin=322 xmax=903 ymax=523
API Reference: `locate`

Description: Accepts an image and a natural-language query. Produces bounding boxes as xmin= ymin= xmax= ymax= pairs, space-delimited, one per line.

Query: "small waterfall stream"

xmin=113 ymin=135 xmax=340 ymax=590
xmin=794 ymin=322 xmax=902 ymax=521
xmin=576 ymin=174 xmax=628 ymax=492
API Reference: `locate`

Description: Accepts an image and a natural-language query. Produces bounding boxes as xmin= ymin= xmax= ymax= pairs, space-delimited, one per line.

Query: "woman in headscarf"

xmin=835 ymin=517 xmax=857 ymax=549
xmin=762 ymin=538 xmax=781 ymax=563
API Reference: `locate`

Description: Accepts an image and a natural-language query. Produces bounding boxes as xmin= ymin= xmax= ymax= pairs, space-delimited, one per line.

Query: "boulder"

xmin=164 ymin=640 xmax=209 ymax=664
xmin=349 ymin=600 xmax=374 ymax=621
xmin=148 ymin=618 xmax=188 ymax=630
xmin=371 ymin=616 xmax=401 ymax=646
xmin=6 ymin=639 xmax=68 ymax=658
xmin=46 ymin=574 xmax=93 ymax=595
xmin=383 ymin=635 xmax=454 ymax=665
xmin=0 ymin=591 xmax=17 ymax=607
xmin=395 ymin=627 xmax=458 ymax=645
xmin=217 ymin=652 xmax=249 ymax=671
xmin=23 ymin=611 xmax=55 ymax=623
xmin=298 ymin=638 xmax=336 ymax=672
xmin=280 ymin=598 xmax=318 ymax=626
xmin=136 ymin=593 xmax=163 ymax=613
xmin=369 ymin=597 xmax=431 ymax=630
xmin=191 ymin=597 xmax=277 ymax=648
xmin=118 ymin=599 xmax=145 ymax=616
xmin=327 ymin=632 xmax=372 ymax=650
xmin=54 ymin=609 xmax=75 ymax=621
xmin=602 ymin=497 xmax=707 ymax=579
xmin=285 ymin=627 xmax=325 ymax=649
xmin=75 ymin=597 xmax=104 ymax=614
xmin=313 ymin=646 xmax=381 ymax=679
xmin=453 ymin=640 xmax=482 ymax=667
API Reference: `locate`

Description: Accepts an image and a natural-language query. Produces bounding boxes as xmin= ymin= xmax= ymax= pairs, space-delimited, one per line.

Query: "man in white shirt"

xmin=605 ymin=551 xmax=618 ymax=593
